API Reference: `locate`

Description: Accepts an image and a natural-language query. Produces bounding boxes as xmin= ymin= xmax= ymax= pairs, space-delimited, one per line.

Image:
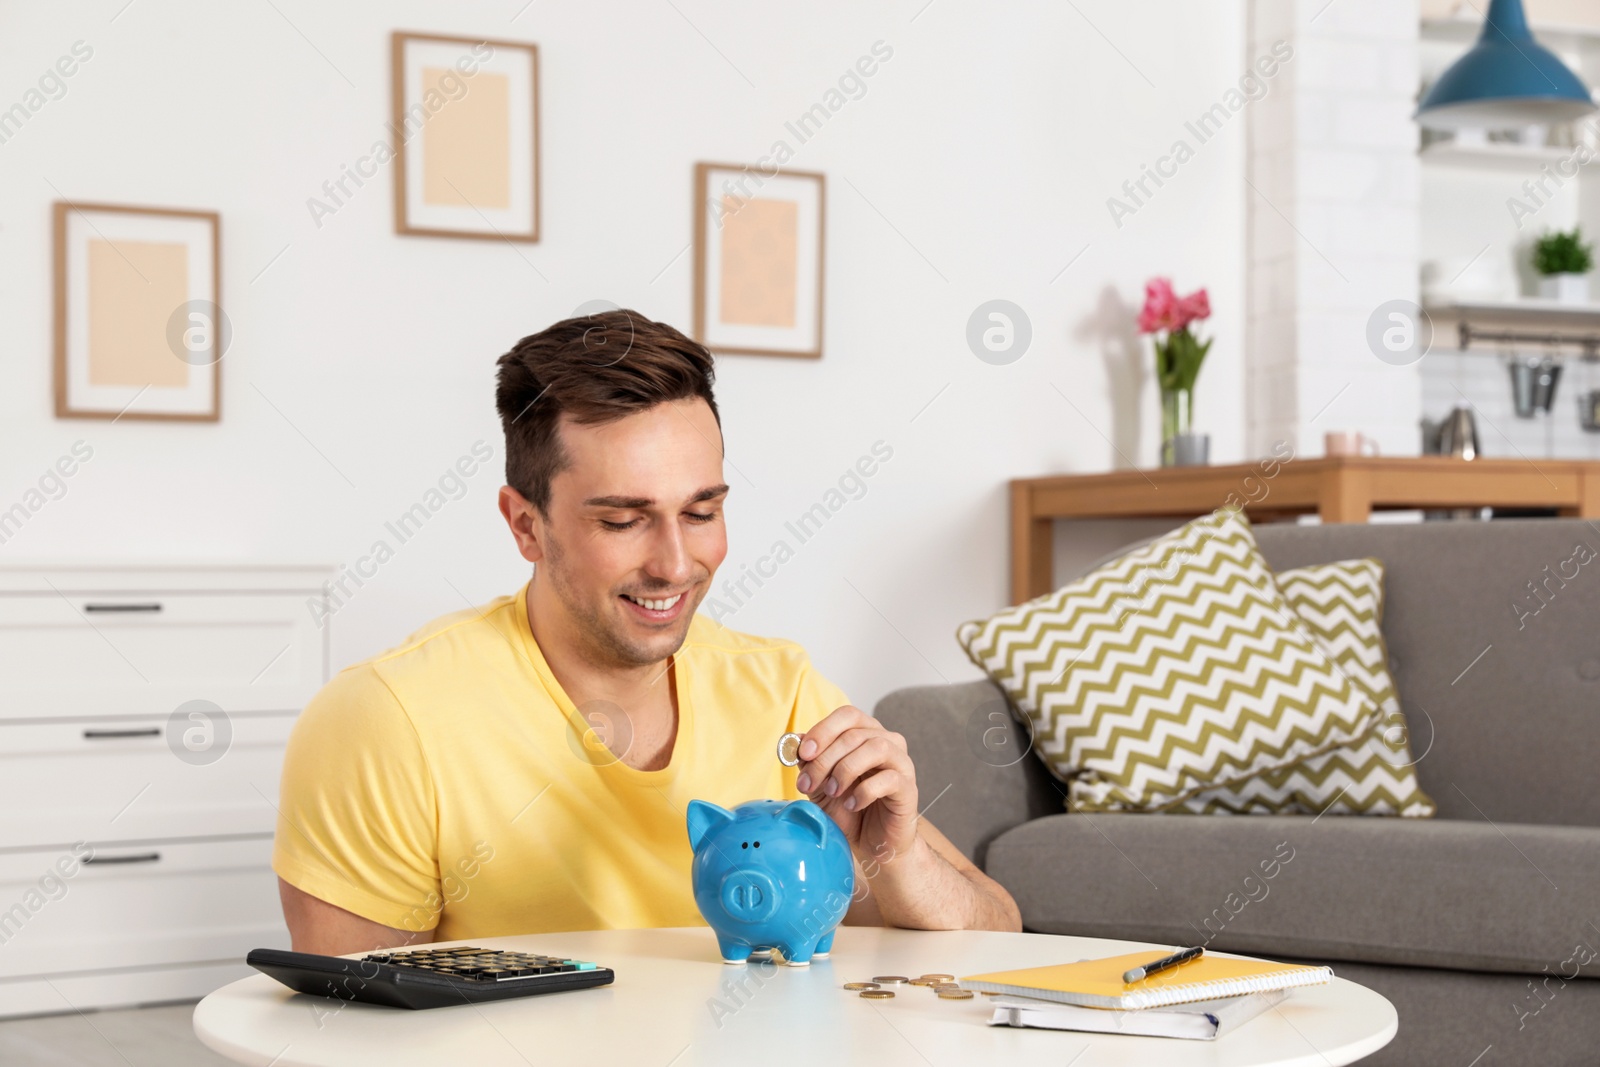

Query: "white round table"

xmin=193 ymin=926 xmax=1396 ymax=1066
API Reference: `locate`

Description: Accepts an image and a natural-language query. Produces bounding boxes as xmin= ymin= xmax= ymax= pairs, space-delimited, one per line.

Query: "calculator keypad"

xmin=362 ymin=947 xmax=600 ymax=982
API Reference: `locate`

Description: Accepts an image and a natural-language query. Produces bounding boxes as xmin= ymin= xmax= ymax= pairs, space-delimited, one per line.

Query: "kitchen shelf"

xmin=1427 ymin=298 xmax=1600 ymax=326
xmin=1425 ymin=299 xmax=1600 ymax=357
xmin=1420 ymin=141 xmax=1577 ymax=170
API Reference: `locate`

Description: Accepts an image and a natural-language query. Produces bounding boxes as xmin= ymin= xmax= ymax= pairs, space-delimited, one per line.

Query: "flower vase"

xmin=1160 ymin=388 xmax=1209 ymax=467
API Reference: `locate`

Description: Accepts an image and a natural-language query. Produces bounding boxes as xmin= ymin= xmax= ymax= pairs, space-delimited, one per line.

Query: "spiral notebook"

xmin=960 ymin=950 xmax=1333 ymax=1011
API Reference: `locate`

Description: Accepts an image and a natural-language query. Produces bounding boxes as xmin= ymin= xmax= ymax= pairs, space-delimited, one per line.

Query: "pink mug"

xmin=1325 ymin=432 xmax=1379 ymax=458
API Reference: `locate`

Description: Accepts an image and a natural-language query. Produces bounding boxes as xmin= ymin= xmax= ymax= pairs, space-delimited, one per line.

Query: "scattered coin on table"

xmin=842 ymin=982 xmax=880 ymax=991
xmin=871 ymin=975 xmax=908 ymax=985
xmin=937 ymin=990 xmax=975 ymax=1000
xmin=919 ymin=973 xmax=955 ymax=981
xmin=860 ymin=989 xmax=895 ymax=1000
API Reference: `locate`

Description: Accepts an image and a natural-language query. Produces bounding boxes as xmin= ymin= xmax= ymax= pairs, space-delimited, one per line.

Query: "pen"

xmin=1123 ymin=946 xmax=1203 ymax=984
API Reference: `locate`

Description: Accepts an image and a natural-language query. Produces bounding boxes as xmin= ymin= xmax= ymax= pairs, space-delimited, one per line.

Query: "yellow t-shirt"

xmin=272 ymin=582 xmax=850 ymax=940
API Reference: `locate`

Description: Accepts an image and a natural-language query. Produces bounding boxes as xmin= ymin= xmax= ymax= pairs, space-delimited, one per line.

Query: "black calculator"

xmin=247 ymin=945 xmax=615 ymax=1010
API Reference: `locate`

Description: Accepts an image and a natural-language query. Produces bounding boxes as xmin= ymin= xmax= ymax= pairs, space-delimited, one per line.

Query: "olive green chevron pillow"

xmin=1176 ymin=559 xmax=1436 ymax=817
xmin=955 ymin=508 xmax=1380 ymax=812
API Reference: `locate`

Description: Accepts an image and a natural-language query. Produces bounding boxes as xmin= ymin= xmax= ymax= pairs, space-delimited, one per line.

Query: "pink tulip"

xmin=1176 ymin=287 xmax=1211 ymax=326
xmin=1138 ymin=277 xmax=1211 ymax=333
xmin=1138 ymin=277 xmax=1180 ymax=334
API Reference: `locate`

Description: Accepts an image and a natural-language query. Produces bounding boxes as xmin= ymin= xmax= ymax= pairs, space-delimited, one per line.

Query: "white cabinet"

xmin=0 ymin=566 xmax=330 ymax=1018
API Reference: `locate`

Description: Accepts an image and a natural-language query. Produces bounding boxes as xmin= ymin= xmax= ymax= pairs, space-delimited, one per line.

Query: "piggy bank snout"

xmin=718 ymin=867 xmax=780 ymax=923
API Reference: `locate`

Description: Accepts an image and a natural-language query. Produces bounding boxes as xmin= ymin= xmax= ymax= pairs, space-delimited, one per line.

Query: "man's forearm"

xmin=856 ymin=833 xmax=1021 ymax=932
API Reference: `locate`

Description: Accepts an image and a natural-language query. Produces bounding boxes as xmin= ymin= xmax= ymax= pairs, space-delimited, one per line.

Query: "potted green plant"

xmin=1534 ymin=226 xmax=1593 ymax=304
xmin=1138 ymin=277 xmax=1214 ymax=466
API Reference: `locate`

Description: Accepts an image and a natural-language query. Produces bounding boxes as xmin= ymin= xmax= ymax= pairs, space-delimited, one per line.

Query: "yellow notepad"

xmin=961 ymin=950 xmax=1333 ymax=1010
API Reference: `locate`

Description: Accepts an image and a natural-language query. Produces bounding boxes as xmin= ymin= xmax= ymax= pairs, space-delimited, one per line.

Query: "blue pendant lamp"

xmin=1417 ymin=0 xmax=1596 ymax=129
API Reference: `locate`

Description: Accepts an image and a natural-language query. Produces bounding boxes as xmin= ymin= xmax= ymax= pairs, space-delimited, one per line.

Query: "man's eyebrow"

xmin=582 ymin=484 xmax=730 ymax=509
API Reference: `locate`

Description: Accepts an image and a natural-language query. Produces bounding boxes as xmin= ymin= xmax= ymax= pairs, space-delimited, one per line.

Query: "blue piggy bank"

xmin=686 ymin=798 xmax=854 ymax=966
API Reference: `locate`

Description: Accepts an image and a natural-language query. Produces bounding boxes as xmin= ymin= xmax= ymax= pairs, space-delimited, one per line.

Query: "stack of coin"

xmin=916 ymin=973 xmax=974 ymax=1000
xmin=845 ymin=972 xmax=982 ymax=1001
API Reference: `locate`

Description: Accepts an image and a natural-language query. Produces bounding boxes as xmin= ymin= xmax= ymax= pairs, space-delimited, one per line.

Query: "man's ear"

xmin=687 ymin=800 xmax=737 ymax=850
xmin=499 ymin=485 xmax=545 ymax=565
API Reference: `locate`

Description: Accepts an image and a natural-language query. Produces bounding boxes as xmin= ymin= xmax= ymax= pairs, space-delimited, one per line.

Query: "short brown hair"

xmin=495 ymin=309 xmax=721 ymax=517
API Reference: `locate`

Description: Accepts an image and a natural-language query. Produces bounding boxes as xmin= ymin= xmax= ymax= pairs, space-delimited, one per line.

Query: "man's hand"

xmin=796 ymin=704 xmax=1022 ymax=933
xmin=795 ymin=704 xmax=917 ymax=866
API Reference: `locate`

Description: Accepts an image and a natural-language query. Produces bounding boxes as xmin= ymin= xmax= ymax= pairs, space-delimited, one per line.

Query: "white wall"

xmin=1246 ymin=0 xmax=1422 ymax=459
xmin=0 ymin=0 xmax=1248 ymax=714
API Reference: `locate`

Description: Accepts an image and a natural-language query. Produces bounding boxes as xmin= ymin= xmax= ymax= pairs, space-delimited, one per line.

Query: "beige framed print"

xmin=392 ymin=31 xmax=539 ymax=242
xmin=52 ymin=201 xmax=222 ymax=422
xmin=693 ymin=162 xmax=825 ymax=359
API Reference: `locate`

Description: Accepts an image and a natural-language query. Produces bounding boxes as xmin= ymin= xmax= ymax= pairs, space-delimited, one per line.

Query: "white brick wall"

xmin=1246 ymin=0 xmax=1423 ymax=457
xmin=1422 ymin=350 xmax=1600 ymax=458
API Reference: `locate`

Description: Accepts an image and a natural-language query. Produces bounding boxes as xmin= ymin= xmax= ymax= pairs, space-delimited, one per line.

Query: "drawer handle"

xmin=83 ymin=602 xmax=163 ymax=613
xmin=82 ymin=852 xmax=161 ymax=866
xmin=82 ymin=728 xmax=163 ymax=740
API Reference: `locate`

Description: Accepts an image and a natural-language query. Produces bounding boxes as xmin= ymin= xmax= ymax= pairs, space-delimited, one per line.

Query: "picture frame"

xmin=52 ymin=200 xmax=222 ymax=422
xmin=391 ymin=31 xmax=540 ymax=242
xmin=693 ymin=162 xmax=826 ymax=359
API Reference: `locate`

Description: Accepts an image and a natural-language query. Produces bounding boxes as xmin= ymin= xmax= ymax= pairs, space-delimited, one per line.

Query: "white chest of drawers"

xmin=0 ymin=565 xmax=330 ymax=1018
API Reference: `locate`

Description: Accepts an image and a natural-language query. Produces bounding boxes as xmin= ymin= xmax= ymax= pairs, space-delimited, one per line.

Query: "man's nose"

xmin=645 ymin=522 xmax=695 ymax=586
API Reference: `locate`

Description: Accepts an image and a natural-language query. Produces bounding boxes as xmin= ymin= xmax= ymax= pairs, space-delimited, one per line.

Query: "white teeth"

xmin=625 ymin=593 xmax=683 ymax=612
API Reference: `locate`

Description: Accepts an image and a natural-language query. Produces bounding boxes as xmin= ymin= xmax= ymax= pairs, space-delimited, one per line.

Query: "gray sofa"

xmin=877 ymin=518 xmax=1600 ymax=1065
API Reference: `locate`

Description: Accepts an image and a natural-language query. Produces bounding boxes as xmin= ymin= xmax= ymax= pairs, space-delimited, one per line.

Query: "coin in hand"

xmin=777 ymin=732 xmax=803 ymax=767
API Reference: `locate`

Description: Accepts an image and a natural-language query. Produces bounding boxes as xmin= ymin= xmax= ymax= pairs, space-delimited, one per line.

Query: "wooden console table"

xmin=1010 ymin=456 xmax=1600 ymax=603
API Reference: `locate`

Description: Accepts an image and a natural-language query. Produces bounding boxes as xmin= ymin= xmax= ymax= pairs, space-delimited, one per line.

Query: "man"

xmin=274 ymin=310 xmax=1020 ymax=954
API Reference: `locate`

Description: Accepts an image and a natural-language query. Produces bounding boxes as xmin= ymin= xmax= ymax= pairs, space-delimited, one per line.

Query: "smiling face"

xmin=505 ymin=396 xmax=728 ymax=670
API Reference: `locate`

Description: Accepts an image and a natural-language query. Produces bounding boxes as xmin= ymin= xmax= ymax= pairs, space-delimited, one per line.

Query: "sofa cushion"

xmin=1177 ymin=558 xmax=1436 ymax=816
xmin=1246 ymin=519 xmax=1600 ymax=828
xmin=986 ymin=812 xmax=1600 ymax=975
xmin=955 ymin=508 xmax=1378 ymax=811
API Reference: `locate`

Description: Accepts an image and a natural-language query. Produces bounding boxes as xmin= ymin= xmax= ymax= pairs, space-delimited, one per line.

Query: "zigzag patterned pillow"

xmin=1176 ymin=559 xmax=1436 ymax=816
xmin=956 ymin=508 xmax=1379 ymax=811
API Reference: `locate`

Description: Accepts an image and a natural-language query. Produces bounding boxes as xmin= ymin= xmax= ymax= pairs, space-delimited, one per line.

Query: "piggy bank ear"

xmin=780 ymin=800 xmax=830 ymax=843
xmin=686 ymin=800 xmax=736 ymax=850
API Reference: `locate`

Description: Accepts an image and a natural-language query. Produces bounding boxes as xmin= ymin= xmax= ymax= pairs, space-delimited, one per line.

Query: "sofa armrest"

xmin=873 ymin=679 xmax=1062 ymax=869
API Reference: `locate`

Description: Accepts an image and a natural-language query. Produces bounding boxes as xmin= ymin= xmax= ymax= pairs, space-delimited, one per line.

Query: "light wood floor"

xmin=0 ymin=1002 xmax=231 ymax=1066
